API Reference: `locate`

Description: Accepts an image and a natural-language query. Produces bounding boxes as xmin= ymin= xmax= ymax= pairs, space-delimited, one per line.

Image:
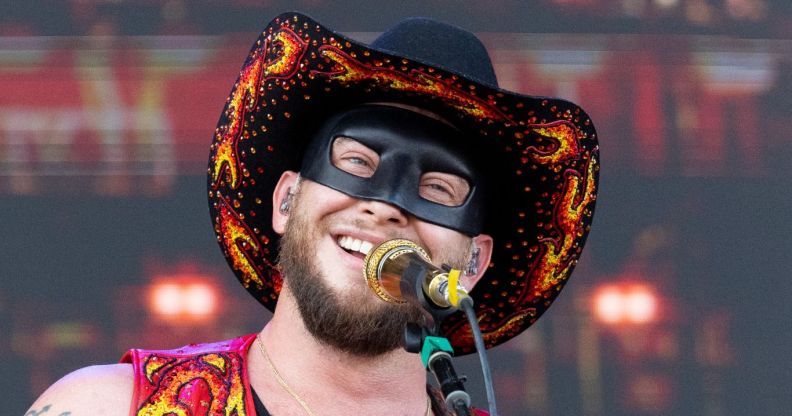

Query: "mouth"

xmin=336 ymin=235 xmax=375 ymax=260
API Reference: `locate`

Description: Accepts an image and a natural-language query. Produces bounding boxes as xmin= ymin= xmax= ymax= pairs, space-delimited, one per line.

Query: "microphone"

xmin=363 ymin=239 xmax=469 ymax=309
xmin=365 ymin=240 xmax=498 ymax=416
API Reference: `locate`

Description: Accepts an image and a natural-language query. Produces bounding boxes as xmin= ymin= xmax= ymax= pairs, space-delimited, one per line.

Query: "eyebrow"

xmin=333 ymin=136 xmax=359 ymax=145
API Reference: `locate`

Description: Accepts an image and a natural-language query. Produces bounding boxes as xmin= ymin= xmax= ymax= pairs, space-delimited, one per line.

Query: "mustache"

xmin=337 ymin=217 xmax=428 ymax=250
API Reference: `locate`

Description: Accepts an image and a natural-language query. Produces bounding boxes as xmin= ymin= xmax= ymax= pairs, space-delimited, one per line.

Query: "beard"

xmin=277 ymin=191 xmax=470 ymax=357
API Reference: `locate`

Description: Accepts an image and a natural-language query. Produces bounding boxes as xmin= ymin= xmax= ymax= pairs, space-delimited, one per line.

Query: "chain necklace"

xmin=255 ymin=335 xmax=432 ymax=416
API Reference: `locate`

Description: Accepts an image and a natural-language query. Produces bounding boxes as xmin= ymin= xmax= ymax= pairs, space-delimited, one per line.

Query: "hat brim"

xmin=208 ymin=12 xmax=599 ymax=354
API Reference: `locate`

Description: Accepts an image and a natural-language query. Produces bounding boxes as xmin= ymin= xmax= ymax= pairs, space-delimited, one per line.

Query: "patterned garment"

xmin=122 ymin=334 xmax=257 ymax=416
xmin=121 ymin=334 xmax=488 ymax=416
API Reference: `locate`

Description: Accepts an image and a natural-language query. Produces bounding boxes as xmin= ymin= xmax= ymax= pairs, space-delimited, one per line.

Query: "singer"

xmin=27 ymin=12 xmax=598 ymax=416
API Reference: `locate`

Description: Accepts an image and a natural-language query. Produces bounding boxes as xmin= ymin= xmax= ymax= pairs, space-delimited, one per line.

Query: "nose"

xmin=358 ymin=199 xmax=409 ymax=227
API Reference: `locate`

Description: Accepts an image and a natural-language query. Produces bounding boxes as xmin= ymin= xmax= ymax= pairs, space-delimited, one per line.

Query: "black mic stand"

xmin=401 ymin=260 xmax=473 ymax=416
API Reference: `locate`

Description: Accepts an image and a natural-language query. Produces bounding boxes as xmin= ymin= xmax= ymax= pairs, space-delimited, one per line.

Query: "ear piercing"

xmin=465 ymin=247 xmax=480 ymax=276
xmin=279 ymin=189 xmax=294 ymax=214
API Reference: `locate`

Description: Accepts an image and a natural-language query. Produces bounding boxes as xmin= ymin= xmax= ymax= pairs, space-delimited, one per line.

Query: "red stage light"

xmin=593 ymin=284 xmax=659 ymax=325
xmin=594 ymin=286 xmax=625 ymax=324
xmin=183 ymin=283 xmax=217 ymax=317
xmin=147 ymin=280 xmax=219 ymax=322
xmin=624 ymin=288 xmax=657 ymax=324
xmin=150 ymin=283 xmax=182 ymax=316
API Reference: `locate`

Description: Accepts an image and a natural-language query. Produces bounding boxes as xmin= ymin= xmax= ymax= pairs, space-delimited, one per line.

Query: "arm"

xmin=25 ymin=364 xmax=134 ymax=416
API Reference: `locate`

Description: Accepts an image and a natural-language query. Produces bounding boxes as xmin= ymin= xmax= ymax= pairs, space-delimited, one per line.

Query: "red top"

xmin=121 ymin=334 xmax=258 ymax=416
xmin=121 ymin=334 xmax=489 ymax=416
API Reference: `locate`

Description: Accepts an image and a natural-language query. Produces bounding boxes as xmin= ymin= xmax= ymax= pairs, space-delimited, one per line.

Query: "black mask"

xmin=300 ymin=105 xmax=485 ymax=236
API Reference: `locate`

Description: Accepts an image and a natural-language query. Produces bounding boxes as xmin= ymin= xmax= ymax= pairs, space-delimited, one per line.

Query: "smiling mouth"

xmin=337 ymin=236 xmax=374 ymax=259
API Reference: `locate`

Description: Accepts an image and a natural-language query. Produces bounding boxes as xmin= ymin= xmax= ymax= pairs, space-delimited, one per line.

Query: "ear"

xmin=460 ymin=233 xmax=494 ymax=291
xmin=272 ymin=170 xmax=300 ymax=235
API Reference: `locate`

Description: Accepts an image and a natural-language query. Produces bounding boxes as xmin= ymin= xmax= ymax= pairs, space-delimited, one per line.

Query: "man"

xmin=26 ymin=12 xmax=598 ymax=415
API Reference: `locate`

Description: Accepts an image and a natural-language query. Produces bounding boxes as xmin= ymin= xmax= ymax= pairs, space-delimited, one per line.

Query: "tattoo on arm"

xmin=25 ymin=404 xmax=71 ymax=416
xmin=25 ymin=404 xmax=50 ymax=416
xmin=25 ymin=405 xmax=49 ymax=416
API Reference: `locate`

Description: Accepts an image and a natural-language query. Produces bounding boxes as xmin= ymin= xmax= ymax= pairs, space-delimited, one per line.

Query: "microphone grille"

xmin=363 ymin=239 xmax=431 ymax=303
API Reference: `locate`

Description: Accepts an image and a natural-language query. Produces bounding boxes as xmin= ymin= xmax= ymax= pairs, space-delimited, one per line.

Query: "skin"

xmin=252 ymin=172 xmax=492 ymax=415
xmin=25 ymin=364 xmax=133 ymax=416
xmin=25 ymin=169 xmax=494 ymax=416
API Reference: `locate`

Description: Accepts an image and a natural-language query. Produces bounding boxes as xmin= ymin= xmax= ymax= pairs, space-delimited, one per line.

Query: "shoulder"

xmin=25 ymin=363 xmax=133 ymax=416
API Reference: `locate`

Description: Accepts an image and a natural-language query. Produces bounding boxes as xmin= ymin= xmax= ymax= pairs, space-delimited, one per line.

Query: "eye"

xmin=331 ymin=137 xmax=380 ymax=178
xmin=423 ymin=181 xmax=453 ymax=195
xmin=346 ymin=156 xmax=370 ymax=166
xmin=419 ymin=172 xmax=470 ymax=207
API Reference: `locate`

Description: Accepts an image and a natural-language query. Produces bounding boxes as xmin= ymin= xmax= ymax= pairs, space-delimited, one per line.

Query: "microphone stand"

xmin=401 ymin=260 xmax=473 ymax=416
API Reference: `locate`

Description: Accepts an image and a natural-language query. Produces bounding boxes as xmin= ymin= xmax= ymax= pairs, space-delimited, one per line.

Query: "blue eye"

xmin=347 ymin=157 xmax=369 ymax=166
xmin=427 ymin=183 xmax=452 ymax=194
xmin=331 ymin=137 xmax=380 ymax=178
xmin=419 ymin=173 xmax=470 ymax=207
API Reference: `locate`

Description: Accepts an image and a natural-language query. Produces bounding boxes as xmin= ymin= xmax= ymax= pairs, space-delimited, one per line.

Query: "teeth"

xmin=337 ymin=236 xmax=375 ymax=255
xmin=360 ymin=241 xmax=373 ymax=255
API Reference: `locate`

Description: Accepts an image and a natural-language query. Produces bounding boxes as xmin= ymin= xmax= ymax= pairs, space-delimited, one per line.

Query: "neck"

xmin=247 ymin=286 xmax=431 ymax=416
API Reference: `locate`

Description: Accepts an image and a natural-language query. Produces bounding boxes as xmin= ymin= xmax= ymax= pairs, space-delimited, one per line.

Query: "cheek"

xmin=414 ymin=223 xmax=470 ymax=263
xmin=300 ymin=182 xmax=357 ymax=213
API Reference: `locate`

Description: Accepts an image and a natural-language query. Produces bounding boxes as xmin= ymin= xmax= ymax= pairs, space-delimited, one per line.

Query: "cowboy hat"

xmin=208 ymin=12 xmax=599 ymax=354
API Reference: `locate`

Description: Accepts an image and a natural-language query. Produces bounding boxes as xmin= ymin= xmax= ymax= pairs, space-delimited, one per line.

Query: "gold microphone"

xmin=363 ymin=239 xmax=468 ymax=309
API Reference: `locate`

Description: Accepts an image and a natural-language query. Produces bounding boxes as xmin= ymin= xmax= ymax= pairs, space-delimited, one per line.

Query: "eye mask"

xmin=300 ymin=105 xmax=485 ymax=236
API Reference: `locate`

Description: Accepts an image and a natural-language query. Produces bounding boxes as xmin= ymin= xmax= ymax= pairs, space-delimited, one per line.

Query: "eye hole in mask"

xmin=330 ymin=136 xmax=471 ymax=207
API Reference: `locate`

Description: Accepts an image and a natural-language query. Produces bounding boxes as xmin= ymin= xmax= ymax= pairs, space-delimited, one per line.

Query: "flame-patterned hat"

xmin=208 ymin=12 xmax=599 ymax=354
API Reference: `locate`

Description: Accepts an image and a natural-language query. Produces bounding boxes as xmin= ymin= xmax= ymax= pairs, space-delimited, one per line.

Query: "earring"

xmin=464 ymin=247 xmax=480 ymax=276
xmin=279 ymin=189 xmax=294 ymax=214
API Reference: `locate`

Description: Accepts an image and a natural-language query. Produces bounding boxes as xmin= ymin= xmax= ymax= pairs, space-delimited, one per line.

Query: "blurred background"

xmin=1 ymin=0 xmax=790 ymax=415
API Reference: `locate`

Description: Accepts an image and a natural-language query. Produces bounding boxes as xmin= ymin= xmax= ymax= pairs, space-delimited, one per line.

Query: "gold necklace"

xmin=255 ymin=335 xmax=432 ymax=416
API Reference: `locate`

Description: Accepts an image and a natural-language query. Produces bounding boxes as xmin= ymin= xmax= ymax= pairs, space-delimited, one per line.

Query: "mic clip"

xmin=403 ymin=322 xmax=473 ymax=416
xmin=400 ymin=260 xmax=459 ymax=324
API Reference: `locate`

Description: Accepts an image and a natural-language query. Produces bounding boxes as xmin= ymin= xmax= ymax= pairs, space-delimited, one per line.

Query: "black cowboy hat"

xmin=208 ymin=12 xmax=599 ymax=354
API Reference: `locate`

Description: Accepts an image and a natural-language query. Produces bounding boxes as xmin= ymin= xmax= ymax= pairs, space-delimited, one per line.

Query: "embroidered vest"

xmin=121 ymin=334 xmax=258 ymax=416
xmin=121 ymin=334 xmax=488 ymax=416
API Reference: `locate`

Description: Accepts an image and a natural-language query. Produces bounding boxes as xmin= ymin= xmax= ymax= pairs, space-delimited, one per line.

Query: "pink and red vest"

xmin=121 ymin=334 xmax=488 ymax=416
xmin=121 ymin=334 xmax=258 ymax=416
